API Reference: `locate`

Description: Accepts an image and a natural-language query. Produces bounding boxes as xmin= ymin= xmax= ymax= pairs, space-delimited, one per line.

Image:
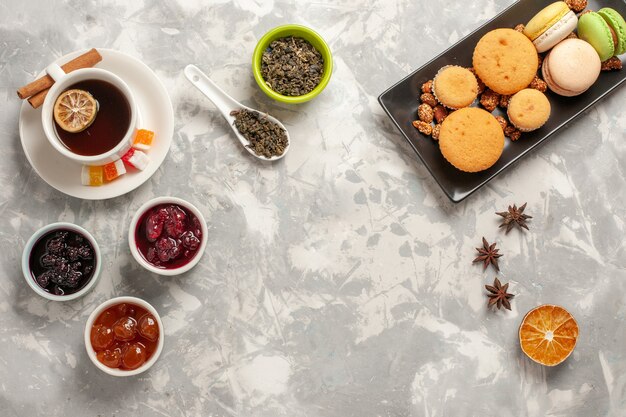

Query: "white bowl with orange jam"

xmin=84 ymin=296 xmax=163 ymax=376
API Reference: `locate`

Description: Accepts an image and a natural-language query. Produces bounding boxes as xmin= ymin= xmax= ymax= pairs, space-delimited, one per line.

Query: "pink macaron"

xmin=542 ymin=39 xmax=601 ymax=96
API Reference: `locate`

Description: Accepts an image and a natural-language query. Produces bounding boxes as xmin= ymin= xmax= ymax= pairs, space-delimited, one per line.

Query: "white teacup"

xmin=41 ymin=63 xmax=138 ymax=166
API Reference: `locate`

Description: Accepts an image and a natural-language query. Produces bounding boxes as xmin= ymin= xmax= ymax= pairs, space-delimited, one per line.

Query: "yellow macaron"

xmin=524 ymin=2 xmax=578 ymax=53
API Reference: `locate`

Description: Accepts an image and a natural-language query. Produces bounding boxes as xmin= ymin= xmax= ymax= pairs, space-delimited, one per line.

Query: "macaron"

xmin=507 ymin=89 xmax=551 ymax=132
xmin=542 ymin=39 xmax=601 ymax=96
xmin=523 ymin=2 xmax=579 ymax=53
xmin=598 ymin=8 xmax=626 ymax=56
xmin=577 ymin=9 xmax=626 ymax=61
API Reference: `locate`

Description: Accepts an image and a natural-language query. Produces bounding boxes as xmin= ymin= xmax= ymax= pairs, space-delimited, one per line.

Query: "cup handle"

xmin=45 ymin=63 xmax=66 ymax=82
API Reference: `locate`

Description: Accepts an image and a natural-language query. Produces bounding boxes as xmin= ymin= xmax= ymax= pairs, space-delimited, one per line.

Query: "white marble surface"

xmin=1 ymin=0 xmax=625 ymax=416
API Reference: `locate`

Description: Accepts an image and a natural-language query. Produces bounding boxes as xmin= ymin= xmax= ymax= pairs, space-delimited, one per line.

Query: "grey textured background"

xmin=1 ymin=0 xmax=625 ymax=416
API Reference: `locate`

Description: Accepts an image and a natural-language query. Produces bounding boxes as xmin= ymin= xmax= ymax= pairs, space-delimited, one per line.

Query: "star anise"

xmin=485 ymin=277 xmax=514 ymax=310
xmin=496 ymin=202 xmax=532 ymax=233
xmin=473 ymin=237 xmax=502 ymax=272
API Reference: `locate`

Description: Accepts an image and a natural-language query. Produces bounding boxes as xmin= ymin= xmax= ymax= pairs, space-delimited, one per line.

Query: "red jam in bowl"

xmin=135 ymin=203 xmax=203 ymax=269
xmin=90 ymin=302 xmax=159 ymax=370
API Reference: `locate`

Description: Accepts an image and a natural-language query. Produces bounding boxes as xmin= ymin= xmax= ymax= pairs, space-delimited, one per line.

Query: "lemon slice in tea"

xmin=53 ymin=89 xmax=98 ymax=133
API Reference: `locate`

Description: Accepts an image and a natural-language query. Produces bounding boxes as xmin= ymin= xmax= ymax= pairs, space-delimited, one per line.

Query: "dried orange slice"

xmin=519 ymin=304 xmax=579 ymax=366
xmin=53 ymin=89 xmax=97 ymax=133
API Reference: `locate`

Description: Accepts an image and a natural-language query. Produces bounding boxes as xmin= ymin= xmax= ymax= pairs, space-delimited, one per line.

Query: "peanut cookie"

xmin=418 ymin=104 xmax=434 ymax=123
xmin=420 ymin=93 xmax=437 ymax=107
xmin=412 ymin=120 xmax=433 ymax=135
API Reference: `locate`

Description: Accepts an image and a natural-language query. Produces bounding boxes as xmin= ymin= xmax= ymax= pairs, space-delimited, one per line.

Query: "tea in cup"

xmin=41 ymin=64 xmax=138 ymax=166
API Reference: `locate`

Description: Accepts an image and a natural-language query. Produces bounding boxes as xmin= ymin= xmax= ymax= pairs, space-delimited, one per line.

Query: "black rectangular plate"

xmin=378 ymin=0 xmax=626 ymax=203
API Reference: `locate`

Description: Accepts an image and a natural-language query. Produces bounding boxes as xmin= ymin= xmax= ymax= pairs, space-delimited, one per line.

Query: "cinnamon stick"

xmin=26 ymin=89 xmax=49 ymax=109
xmin=17 ymin=48 xmax=103 ymax=104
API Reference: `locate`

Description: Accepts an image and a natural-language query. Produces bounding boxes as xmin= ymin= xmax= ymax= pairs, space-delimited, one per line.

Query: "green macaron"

xmin=578 ymin=12 xmax=615 ymax=61
xmin=598 ymin=7 xmax=626 ymax=55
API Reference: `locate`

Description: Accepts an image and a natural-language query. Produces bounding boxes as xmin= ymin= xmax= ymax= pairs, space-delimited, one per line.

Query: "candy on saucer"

xmin=81 ymin=166 xmax=104 ymax=186
xmin=133 ymin=129 xmax=155 ymax=151
xmin=103 ymin=160 xmax=126 ymax=182
xmin=122 ymin=148 xmax=150 ymax=171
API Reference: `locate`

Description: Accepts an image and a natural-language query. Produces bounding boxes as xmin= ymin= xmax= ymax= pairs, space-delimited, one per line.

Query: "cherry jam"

xmin=90 ymin=302 xmax=159 ymax=370
xmin=135 ymin=204 xmax=203 ymax=269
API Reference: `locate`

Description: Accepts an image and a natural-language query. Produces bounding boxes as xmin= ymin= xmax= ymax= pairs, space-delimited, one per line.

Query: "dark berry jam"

xmin=29 ymin=229 xmax=97 ymax=296
xmin=135 ymin=204 xmax=203 ymax=269
xmin=91 ymin=302 xmax=159 ymax=370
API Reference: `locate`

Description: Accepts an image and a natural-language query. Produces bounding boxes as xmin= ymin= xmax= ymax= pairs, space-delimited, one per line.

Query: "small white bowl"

xmin=129 ymin=196 xmax=208 ymax=276
xmin=21 ymin=222 xmax=102 ymax=301
xmin=84 ymin=296 xmax=164 ymax=377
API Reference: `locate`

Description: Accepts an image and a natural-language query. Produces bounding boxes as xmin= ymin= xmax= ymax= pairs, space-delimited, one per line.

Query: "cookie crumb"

xmin=565 ymin=0 xmax=587 ymax=13
xmin=412 ymin=120 xmax=433 ymax=135
xmin=504 ymin=125 xmax=522 ymax=141
xmin=431 ymin=124 xmax=441 ymax=140
xmin=433 ymin=105 xmax=449 ymax=124
xmin=420 ymin=93 xmax=437 ymax=108
xmin=514 ymin=24 xmax=525 ymax=32
xmin=421 ymin=80 xmax=433 ymax=94
xmin=529 ymin=76 xmax=548 ymax=93
xmin=601 ymin=56 xmax=623 ymax=71
xmin=418 ymin=103 xmax=434 ymax=123
xmin=495 ymin=116 xmax=508 ymax=131
xmin=480 ymin=89 xmax=500 ymax=112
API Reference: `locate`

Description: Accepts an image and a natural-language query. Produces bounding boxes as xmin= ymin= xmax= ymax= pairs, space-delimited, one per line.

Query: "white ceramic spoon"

xmin=184 ymin=64 xmax=290 ymax=161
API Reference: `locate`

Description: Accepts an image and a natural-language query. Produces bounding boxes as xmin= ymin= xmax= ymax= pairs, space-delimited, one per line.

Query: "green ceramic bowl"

xmin=252 ymin=24 xmax=333 ymax=104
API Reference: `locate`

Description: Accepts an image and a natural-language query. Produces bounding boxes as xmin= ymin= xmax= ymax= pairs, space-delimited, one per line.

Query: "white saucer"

xmin=19 ymin=49 xmax=174 ymax=200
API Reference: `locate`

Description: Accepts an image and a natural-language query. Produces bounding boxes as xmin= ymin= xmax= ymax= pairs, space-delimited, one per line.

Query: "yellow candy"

xmin=81 ymin=166 xmax=104 ymax=186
